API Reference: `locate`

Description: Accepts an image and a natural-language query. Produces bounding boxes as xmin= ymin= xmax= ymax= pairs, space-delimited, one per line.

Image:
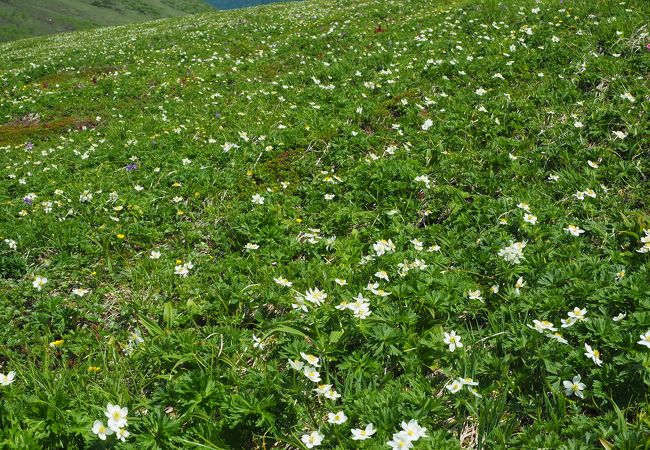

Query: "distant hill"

xmin=0 ymin=0 xmax=213 ymax=42
xmin=204 ymin=0 xmax=300 ymax=10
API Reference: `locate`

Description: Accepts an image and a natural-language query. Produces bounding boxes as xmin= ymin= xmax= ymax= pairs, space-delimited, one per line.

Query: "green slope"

xmin=0 ymin=0 xmax=213 ymax=42
xmin=0 ymin=0 xmax=649 ymax=448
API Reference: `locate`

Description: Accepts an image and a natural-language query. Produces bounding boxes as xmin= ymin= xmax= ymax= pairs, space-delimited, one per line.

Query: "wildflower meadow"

xmin=0 ymin=0 xmax=649 ymax=448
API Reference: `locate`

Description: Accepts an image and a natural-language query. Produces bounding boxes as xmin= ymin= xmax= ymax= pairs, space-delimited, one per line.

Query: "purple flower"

xmin=125 ymin=163 xmax=138 ymax=171
xmin=25 ymin=142 xmax=33 ymax=151
xmin=23 ymin=197 xmax=33 ymax=205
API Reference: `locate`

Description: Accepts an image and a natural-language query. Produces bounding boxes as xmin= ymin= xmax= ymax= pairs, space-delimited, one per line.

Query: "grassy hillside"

xmin=0 ymin=0 xmax=213 ymax=42
xmin=0 ymin=0 xmax=649 ymax=448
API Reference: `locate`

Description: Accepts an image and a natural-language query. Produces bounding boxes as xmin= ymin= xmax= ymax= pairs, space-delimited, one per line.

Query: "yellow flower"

xmin=88 ymin=366 xmax=101 ymax=373
xmin=172 ymin=181 xmax=181 ymax=187
xmin=49 ymin=339 xmax=64 ymax=348
xmin=296 ymin=218 xmax=302 ymax=223
xmin=116 ymin=234 xmax=125 ymax=239
xmin=246 ymin=170 xmax=253 ymax=177
xmin=177 ymin=210 xmax=184 ymax=216
xmin=176 ymin=259 xmax=182 ymax=264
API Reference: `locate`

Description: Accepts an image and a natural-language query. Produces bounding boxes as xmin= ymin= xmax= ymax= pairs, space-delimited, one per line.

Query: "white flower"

xmin=304 ymin=287 xmax=327 ymax=306
xmin=292 ymin=296 xmax=309 ymax=313
xmin=72 ymin=288 xmax=89 ymax=297
xmin=300 ymin=352 xmax=320 ymax=367
xmin=517 ymin=203 xmax=531 ymax=212
xmin=334 ymin=278 xmax=347 ymax=286
xmin=467 ymin=289 xmax=482 ymax=301
xmin=529 ymin=320 xmax=557 ymax=333
xmin=251 ymin=194 xmax=265 ymax=205
xmin=79 ymin=190 xmax=93 ymax=202
xmin=612 ymin=313 xmax=626 ymax=322
xmin=561 ymin=317 xmax=577 ymax=329
xmin=222 ymin=142 xmax=239 ymax=152
xmin=252 ymin=335 xmax=265 ymax=349
xmin=514 ymin=276 xmax=526 ymax=296
xmin=174 ymin=261 xmax=193 ymax=277
xmin=584 ymin=343 xmax=603 ymax=366
xmin=410 ymin=239 xmax=424 ymax=251
xmin=563 ymin=375 xmax=586 ymax=398
xmin=303 ymin=366 xmax=321 ymax=383
xmin=324 ymin=194 xmax=335 ymax=200
xmin=4 ymin=239 xmax=17 ymax=250
xmin=327 ymin=411 xmax=347 ymax=425
xmin=421 ymin=119 xmax=433 ymax=131
xmin=446 ymin=379 xmax=463 ymax=393
xmin=105 ymin=403 xmax=128 ymax=431
xmin=244 ymin=243 xmax=259 ymax=250
xmin=475 ymin=87 xmax=487 ymax=96
xmin=92 ymin=420 xmax=114 ymax=440
xmin=612 ymin=130 xmax=628 ymax=140
xmin=443 ymin=330 xmax=463 ymax=352
xmin=375 ymin=270 xmax=389 ymax=281
xmin=568 ymin=307 xmax=587 ymax=322
xmin=0 ymin=371 xmax=16 ymax=386
xmin=620 ymin=92 xmax=635 ymax=102
xmin=401 ymin=419 xmax=428 ymax=441
xmin=373 ymin=239 xmax=396 ymax=256
xmin=288 ymin=359 xmax=304 ymax=371
xmin=274 ymin=277 xmax=292 ymax=287
xmin=523 ymin=213 xmax=537 ymax=225
xmin=324 ymin=388 xmax=341 ymax=400
xmin=150 ymin=250 xmax=161 ymax=259
xmin=116 ymin=427 xmax=130 ymax=442
xmin=349 ymin=299 xmax=371 ymax=319
xmin=301 ymin=431 xmax=324 ymax=448
xmin=33 ymin=276 xmax=48 ymax=291
xmin=564 ymin=224 xmax=585 ymax=236
xmin=546 ymin=332 xmax=569 ymax=344
xmin=498 ymin=241 xmax=526 ymax=264
xmin=387 ymin=431 xmax=414 ymax=449
xmin=414 ymin=175 xmax=431 ymax=189
xmin=314 ymin=384 xmax=333 ymax=396
xmin=351 ymin=423 xmax=376 ymax=440
xmin=638 ymin=330 xmax=650 ymax=349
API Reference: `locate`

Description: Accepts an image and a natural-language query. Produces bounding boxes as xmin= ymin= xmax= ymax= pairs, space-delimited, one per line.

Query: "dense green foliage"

xmin=0 ymin=0 xmax=649 ymax=448
xmin=0 ymin=0 xmax=212 ymax=42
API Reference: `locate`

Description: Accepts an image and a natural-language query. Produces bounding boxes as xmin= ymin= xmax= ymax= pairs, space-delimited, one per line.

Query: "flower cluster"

xmin=92 ymin=403 xmax=129 ymax=442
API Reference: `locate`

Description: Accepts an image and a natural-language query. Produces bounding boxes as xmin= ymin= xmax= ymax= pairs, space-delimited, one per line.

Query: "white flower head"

xmin=498 ymin=241 xmax=526 ymax=264
xmin=0 ymin=371 xmax=16 ymax=386
xmin=584 ymin=343 xmax=603 ymax=366
xmin=387 ymin=431 xmax=414 ymax=449
xmin=301 ymin=431 xmax=324 ymax=448
xmin=351 ymin=423 xmax=376 ymax=440
xmin=401 ymin=419 xmax=428 ymax=441
xmin=327 ymin=411 xmax=348 ymax=425
xmin=443 ymin=330 xmax=463 ymax=352
xmin=564 ymin=224 xmax=585 ymax=236
xmin=563 ymin=375 xmax=586 ymax=398
xmin=105 ymin=403 xmax=128 ymax=431
xmin=92 ymin=420 xmax=114 ymax=440
xmin=638 ymin=330 xmax=650 ymax=349
xmin=32 ymin=276 xmax=48 ymax=291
